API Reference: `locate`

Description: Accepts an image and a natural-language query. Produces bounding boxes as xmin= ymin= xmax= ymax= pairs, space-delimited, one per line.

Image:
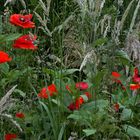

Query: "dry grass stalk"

xmin=1 ymin=113 xmax=23 ymax=132
xmin=0 ymin=85 xmax=17 ymax=114
xmin=79 ymin=49 xmax=98 ymax=71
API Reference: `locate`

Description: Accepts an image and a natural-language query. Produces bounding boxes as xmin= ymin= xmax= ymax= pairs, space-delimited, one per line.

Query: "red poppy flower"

xmin=47 ymin=84 xmax=57 ymax=96
xmin=13 ymin=34 xmax=37 ymax=50
xmin=5 ymin=133 xmax=17 ymax=140
xmin=75 ymin=96 xmax=84 ymax=109
xmin=113 ymin=103 xmax=119 ymax=112
xmin=130 ymin=84 xmax=140 ymax=90
xmin=112 ymin=72 xmax=121 ymax=78
xmin=67 ymin=103 xmax=76 ymax=111
xmin=0 ymin=51 xmax=12 ymax=64
xmin=10 ymin=14 xmax=35 ymax=28
xmin=68 ymin=96 xmax=85 ymax=111
xmin=38 ymin=87 xmax=48 ymax=99
xmin=38 ymin=84 xmax=57 ymax=99
xmin=15 ymin=112 xmax=25 ymax=118
xmin=132 ymin=67 xmax=140 ymax=83
xmin=75 ymin=82 xmax=88 ymax=90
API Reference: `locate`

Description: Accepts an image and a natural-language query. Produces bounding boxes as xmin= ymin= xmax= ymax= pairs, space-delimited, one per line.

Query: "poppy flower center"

xmin=20 ymin=17 xmax=25 ymax=22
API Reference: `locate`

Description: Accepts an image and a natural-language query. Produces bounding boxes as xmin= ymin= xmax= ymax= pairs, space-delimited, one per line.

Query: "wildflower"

xmin=67 ymin=103 xmax=76 ymax=111
xmin=75 ymin=96 xmax=84 ymax=109
xmin=15 ymin=112 xmax=25 ymax=118
xmin=130 ymin=84 xmax=140 ymax=90
xmin=132 ymin=67 xmax=140 ymax=83
xmin=68 ymin=96 xmax=85 ymax=111
xmin=112 ymin=72 xmax=121 ymax=78
xmin=5 ymin=133 xmax=17 ymax=140
xmin=10 ymin=14 xmax=35 ymax=28
xmin=13 ymin=34 xmax=37 ymax=50
xmin=38 ymin=87 xmax=48 ymax=99
xmin=113 ymin=103 xmax=119 ymax=112
xmin=47 ymin=84 xmax=57 ymax=96
xmin=0 ymin=51 xmax=12 ymax=64
xmin=38 ymin=84 xmax=57 ymax=99
xmin=75 ymin=82 xmax=88 ymax=90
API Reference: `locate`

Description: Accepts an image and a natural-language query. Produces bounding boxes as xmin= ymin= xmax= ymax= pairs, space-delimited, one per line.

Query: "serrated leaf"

xmin=120 ymin=108 xmax=133 ymax=120
xmin=83 ymin=129 xmax=96 ymax=136
xmin=115 ymin=50 xmax=131 ymax=62
xmin=81 ymin=99 xmax=109 ymax=111
xmin=123 ymin=125 xmax=140 ymax=137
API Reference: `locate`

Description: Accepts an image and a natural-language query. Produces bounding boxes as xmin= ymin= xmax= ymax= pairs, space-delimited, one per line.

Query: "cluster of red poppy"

xmin=1 ymin=13 xmax=36 ymax=140
xmin=38 ymin=84 xmax=58 ymax=99
xmin=111 ymin=68 xmax=140 ymax=112
xmin=0 ymin=14 xmax=37 ymax=66
xmin=37 ymin=82 xmax=92 ymax=111
xmin=67 ymin=82 xmax=92 ymax=111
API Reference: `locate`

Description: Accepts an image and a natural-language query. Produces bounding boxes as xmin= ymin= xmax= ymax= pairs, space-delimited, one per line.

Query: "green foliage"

xmin=0 ymin=0 xmax=140 ymax=139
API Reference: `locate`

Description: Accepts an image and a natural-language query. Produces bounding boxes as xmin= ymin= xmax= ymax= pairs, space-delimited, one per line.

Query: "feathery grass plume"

xmin=39 ymin=0 xmax=51 ymax=17
xmin=112 ymin=20 xmax=121 ymax=45
xmin=100 ymin=15 xmax=111 ymax=37
xmin=128 ymin=0 xmax=140 ymax=35
xmin=4 ymin=0 xmax=16 ymax=6
xmin=79 ymin=49 xmax=98 ymax=71
xmin=0 ymin=85 xmax=17 ymax=114
xmin=1 ymin=113 xmax=23 ymax=132
xmin=125 ymin=34 xmax=140 ymax=65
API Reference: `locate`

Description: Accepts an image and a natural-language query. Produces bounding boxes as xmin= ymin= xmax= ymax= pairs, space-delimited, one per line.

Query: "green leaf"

xmin=0 ymin=63 xmax=9 ymax=74
xmin=58 ymin=122 xmax=66 ymax=140
xmin=43 ymin=68 xmax=79 ymax=77
xmin=7 ymin=70 xmax=21 ymax=82
xmin=115 ymin=50 xmax=132 ymax=62
xmin=58 ymin=69 xmax=79 ymax=76
xmin=93 ymin=37 xmax=108 ymax=47
xmin=14 ymin=89 xmax=26 ymax=97
xmin=0 ymin=33 xmax=22 ymax=42
xmin=83 ymin=129 xmax=96 ymax=136
xmin=5 ymin=33 xmax=22 ymax=41
xmin=81 ymin=99 xmax=109 ymax=111
xmin=120 ymin=108 xmax=133 ymax=121
xmin=67 ymin=110 xmax=92 ymax=127
xmin=123 ymin=125 xmax=140 ymax=137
